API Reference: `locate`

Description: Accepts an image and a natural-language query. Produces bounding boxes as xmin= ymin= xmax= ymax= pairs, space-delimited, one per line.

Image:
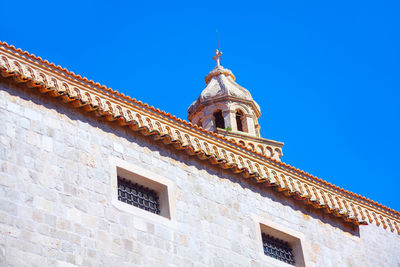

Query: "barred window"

xmin=262 ymin=233 xmax=295 ymax=265
xmin=118 ymin=176 xmax=160 ymax=214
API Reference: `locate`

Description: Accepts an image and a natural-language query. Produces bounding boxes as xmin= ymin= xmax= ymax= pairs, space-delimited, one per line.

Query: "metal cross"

xmin=213 ymin=49 xmax=223 ymax=67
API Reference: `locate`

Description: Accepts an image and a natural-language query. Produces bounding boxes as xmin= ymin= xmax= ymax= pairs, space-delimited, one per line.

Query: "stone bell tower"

xmin=187 ymin=49 xmax=284 ymax=161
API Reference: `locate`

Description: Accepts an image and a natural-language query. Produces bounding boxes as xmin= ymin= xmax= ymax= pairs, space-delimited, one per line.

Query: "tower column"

xmin=202 ymin=115 xmax=215 ymax=131
xmin=245 ymin=115 xmax=256 ymax=135
xmin=222 ymin=110 xmax=236 ymax=131
xmin=255 ymin=123 xmax=261 ymax=137
xmin=229 ymin=111 xmax=238 ymax=131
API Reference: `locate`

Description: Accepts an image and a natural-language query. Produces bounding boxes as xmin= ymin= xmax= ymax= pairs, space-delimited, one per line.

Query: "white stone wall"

xmin=1 ymin=80 xmax=399 ymax=267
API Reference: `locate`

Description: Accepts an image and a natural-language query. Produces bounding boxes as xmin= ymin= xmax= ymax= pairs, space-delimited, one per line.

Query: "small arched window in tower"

xmin=236 ymin=110 xmax=244 ymax=132
xmin=214 ymin=110 xmax=225 ymax=129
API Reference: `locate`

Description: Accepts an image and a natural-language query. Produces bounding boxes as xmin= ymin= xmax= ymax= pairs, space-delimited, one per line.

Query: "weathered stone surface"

xmin=0 ymin=81 xmax=399 ymax=267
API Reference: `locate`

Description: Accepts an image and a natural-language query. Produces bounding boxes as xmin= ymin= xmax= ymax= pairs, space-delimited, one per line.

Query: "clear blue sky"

xmin=2 ymin=0 xmax=399 ymax=211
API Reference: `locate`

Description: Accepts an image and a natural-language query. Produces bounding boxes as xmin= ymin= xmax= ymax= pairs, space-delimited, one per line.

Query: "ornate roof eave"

xmin=1 ymin=41 xmax=399 ymax=234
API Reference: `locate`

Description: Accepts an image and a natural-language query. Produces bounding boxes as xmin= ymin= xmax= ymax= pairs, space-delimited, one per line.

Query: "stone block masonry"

xmin=0 ymin=80 xmax=400 ymax=266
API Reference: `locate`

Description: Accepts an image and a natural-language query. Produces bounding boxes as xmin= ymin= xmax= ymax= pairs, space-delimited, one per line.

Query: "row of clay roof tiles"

xmin=0 ymin=41 xmax=399 ymax=218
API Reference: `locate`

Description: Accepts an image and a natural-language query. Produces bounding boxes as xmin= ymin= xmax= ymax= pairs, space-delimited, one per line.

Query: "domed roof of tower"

xmin=188 ymin=61 xmax=260 ymax=117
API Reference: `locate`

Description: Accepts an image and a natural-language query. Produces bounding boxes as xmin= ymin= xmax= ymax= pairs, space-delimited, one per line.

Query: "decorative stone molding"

xmin=1 ymin=42 xmax=399 ymax=234
xmin=216 ymin=128 xmax=283 ymax=161
xmin=205 ymin=66 xmax=236 ymax=84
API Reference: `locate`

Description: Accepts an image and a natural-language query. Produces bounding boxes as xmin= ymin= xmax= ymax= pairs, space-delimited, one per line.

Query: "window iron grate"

xmin=262 ymin=233 xmax=295 ymax=265
xmin=118 ymin=176 xmax=160 ymax=214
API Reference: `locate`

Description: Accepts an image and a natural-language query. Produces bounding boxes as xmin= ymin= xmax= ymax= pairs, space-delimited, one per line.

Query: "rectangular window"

xmin=262 ymin=233 xmax=295 ymax=265
xmin=253 ymin=216 xmax=307 ymax=267
xmin=117 ymin=176 xmax=160 ymax=214
xmin=110 ymin=157 xmax=177 ymax=228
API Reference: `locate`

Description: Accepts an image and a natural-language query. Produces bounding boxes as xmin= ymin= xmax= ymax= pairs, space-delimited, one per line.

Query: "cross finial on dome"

xmin=213 ymin=49 xmax=223 ymax=67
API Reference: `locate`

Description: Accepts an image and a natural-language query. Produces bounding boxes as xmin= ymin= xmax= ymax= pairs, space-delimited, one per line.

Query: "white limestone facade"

xmin=1 ymin=79 xmax=400 ymax=267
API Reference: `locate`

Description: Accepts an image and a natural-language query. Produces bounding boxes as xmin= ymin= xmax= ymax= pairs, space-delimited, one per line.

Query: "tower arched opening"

xmin=214 ymin=110 xmax=225 ymax=129
xmin=236 ymin=110 xmax=245 ymax=132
